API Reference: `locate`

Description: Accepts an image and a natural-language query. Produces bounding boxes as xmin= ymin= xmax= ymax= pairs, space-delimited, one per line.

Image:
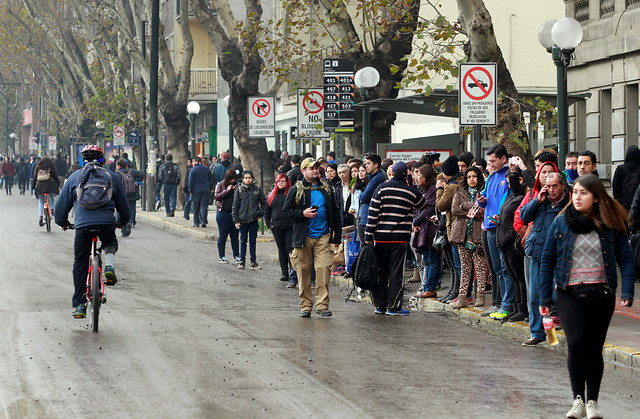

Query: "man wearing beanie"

xmin=365 ymin=162 xmax=426 ymax=315
xmin=358 ymin=153 xmax=387 ymax=243
xmin=435 ymin=155 xmax=464 ymax=303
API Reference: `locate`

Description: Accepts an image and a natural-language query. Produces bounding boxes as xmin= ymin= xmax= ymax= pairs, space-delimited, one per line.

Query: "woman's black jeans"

xmin=272 ymin=227 xmax=293 ymax=279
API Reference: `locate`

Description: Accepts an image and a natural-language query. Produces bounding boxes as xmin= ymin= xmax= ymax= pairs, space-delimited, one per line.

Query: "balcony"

xmin=189 ymin=68 xmax=217 ymax=97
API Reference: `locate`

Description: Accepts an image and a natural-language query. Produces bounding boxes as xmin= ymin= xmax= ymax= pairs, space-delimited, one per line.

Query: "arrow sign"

xmin=248 ymin=97 xmax=275 ymax=138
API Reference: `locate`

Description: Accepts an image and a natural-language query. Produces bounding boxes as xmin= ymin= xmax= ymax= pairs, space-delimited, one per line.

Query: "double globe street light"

xmin=354 ymin=66 xmax=380 ymax=154
xmin=538 ymin=17 xmax=584 ymax=169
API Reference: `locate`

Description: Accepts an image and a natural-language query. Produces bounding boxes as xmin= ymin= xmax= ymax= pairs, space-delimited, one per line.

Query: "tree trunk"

xmin=161 ymin=99 xmax=191 ymax=208
xmin=457 ymin=0 xmax=534 ymax=168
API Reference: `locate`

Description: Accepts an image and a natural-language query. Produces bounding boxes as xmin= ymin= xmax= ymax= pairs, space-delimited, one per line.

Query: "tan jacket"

xmin=435 ymin=173 xmax=461 ymax=237
xmin=449 ymin=187 xmax=484 ymax=245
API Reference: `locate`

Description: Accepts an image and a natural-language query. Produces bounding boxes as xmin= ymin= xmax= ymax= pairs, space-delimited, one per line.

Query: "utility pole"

xmin=146 ymin=0 xmax=160 ymax=211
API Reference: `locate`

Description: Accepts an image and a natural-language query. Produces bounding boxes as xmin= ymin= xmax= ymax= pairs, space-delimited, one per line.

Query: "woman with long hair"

xmin=448 ymin=166 xmax=488 ymax=308
xmin=31 ymin=157 xmax=60 ymax=226
xmin=412 ymin=164 xmax=441 ymax=298
xmin=264 ymin=173 xmax=296 ymax=287
xmin=349 ymin=165 xmax=369 ymax=243
xmin=214 ymin=169 xmax=240 ymax=263
xmin=540 ymin=174 xmax=634 ymax=419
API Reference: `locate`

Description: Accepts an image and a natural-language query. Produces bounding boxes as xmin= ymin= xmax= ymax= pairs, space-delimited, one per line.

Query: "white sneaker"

xmin=566 ymin=396 xmax=586 ymax=418
xmin=218 ymin=257 xmax=229 ymax=264
xmin=585 ymin=400 xmax=602 ymax=419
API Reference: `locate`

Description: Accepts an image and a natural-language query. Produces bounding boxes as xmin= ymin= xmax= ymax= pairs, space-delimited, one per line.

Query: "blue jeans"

xmin=155 ymin=182 xmax=162 ymax=204
xmin=528 ymin=259 xmax=546 ymax=340
xmin=451 ymin=244 xmax=462 ymax=279
xmin=192 ymin=191 xmax=209 ymax=225
xmin=127 ymin=198 xmax=136 ymax=225
xmin=485 ymin=228 xmax=514 ymax=312
xmin=38 ymin=194 xmax=57 ymax=217
xmin=216 ymin=210 xmax=239 ymax=259
xmin=421 ymin=249 xmax=442 ymax=292
xmin=163 ymin=184 xmax=177 ymax=213
xmin=183 ymin=192 xmax=191 ymax=218
xmin=239 ymin=220 xmax=259 ymax=263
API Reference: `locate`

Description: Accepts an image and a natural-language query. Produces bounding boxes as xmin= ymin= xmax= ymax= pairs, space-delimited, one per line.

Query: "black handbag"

xmin=432 ymin=213 xmax=448 ymax=251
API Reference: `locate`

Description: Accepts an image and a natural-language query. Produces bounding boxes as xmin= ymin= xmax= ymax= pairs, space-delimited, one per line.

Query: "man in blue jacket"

xmin=477 ymin=144 xmax=513 ymax=320
xmin=55 ymin=145 xmax=130 ymax=319
xmin=358 ymin=153 xmax=387 ymax=243
xmin=189 ymin=156 xmax=213 ymax=228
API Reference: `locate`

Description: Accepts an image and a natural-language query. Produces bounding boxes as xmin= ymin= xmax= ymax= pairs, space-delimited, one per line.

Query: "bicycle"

xmin=67 ymin=225 xmax=106 ymax=332
xmin=42 ymin=193 xmax=53 ymax=232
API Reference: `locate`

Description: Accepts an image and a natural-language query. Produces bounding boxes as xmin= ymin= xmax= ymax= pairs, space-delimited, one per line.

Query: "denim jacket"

xmin=539 ymin=214 xmax=635 ymax=306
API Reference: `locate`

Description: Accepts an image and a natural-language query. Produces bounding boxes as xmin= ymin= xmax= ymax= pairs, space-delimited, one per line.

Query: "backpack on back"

xmin=120 ymin=169 xmax=136 ymax=197
xmin=76 ymin=163 xmax=113 ymax=210
xmin=621 ymin=168 xmax=640 ymax=210
xmin=164 ymin=163 xmax=178 ymax=184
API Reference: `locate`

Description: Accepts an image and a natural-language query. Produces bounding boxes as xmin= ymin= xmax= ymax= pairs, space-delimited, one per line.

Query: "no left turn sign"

xmin=459 ymin=62 xmax=497 ymax=126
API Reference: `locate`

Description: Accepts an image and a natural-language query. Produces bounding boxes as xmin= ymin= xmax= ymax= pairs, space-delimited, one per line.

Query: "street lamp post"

xmin=187 ymin=101 xmax=201 ymax=159
xmin=538 ymin=18 xmax=583 ymax=169
xmin=0 ymin=91 xmax=9 ymax=157
xmin=10 ymin=133 xmax=17 ymax=156
xmin=95 ymin=121 xmax=105 ymax=153
xmin=354 ymin=67 xmax=380 ymax=155
xmin=223 ymin=95 xmax=234 ymax=161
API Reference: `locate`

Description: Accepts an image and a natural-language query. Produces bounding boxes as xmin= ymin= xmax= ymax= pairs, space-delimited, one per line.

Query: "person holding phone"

xmin=232 ymin=170 xmax=267 ymax=270
xmin=215 ymin=169 xmax=241 ymax=264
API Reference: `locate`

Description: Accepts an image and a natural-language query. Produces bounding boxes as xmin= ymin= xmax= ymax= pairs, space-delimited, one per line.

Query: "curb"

xmin=136 ymin=212 xmax=216 ymax=241
xmin=331 ymin=274 xmax=640 ymax=373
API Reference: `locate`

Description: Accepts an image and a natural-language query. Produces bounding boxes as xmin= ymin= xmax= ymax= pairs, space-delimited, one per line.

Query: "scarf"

xmin=564 ymin=205 xmax=599 ymax=234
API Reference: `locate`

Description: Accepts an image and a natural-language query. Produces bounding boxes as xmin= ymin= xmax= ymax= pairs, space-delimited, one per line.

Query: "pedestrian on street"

xmin=157 ymin=154 xmax=180 ymax=217
xmin=232 ymin=170 xmax=266 ymax=270
xmin=155 ymin=155 xmax=164 ymax=210
xmin=188 ymin=157 xmax=213 ymax=228
xmin=31 ymin=157 xmax=60 ymax=226
xmin=449 ymin=166 xmax=488 ymax=309
xmin=1 ymin=157 xmax=16 ymax=195
xmin=115 ymin=159 xmax=144 ymax=236
xmin=265 ymin=173 xmax=296 ymax=286
xmin=286 ymin=154 xmax=303 ymax=184
xmin=539 ymin=174 xmax=634 ymax=419
xmin=213 ymin=152 xmax=232 ymax=185
xmin=364 ymin=161 xmax=426 ymax=316
xmin=283 ymin=157 xmax=342 ymax=317
xmin=357 ymin=154 xmax=387 ymax=245
xmin=214 ymin=169 xmax=240 ymax=264
xmin=15 ymin=157 xmax=29 ymax=195
xmin=183 ymin=159 xmax=193 ymax=220
xmin=54 ymin=152 xmax=68 ymax=187
xmin=612 ymin=145 xmax=640 ymax=210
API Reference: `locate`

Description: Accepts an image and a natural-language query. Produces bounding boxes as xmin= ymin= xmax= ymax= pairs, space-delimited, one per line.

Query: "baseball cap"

xmin=300 ymin=157 xmax=320 ymax=170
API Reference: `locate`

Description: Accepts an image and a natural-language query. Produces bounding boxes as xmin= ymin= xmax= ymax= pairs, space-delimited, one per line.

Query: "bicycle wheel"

xmin=45 ymin=206 xmax=51 ymax=232
xmin=90 ymin=256 xmax=101 ymax=333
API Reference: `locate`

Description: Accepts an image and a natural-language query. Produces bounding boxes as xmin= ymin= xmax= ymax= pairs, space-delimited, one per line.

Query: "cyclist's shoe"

xmin=38 ymin=216 xmax=44 ymax=227
xmin=121 ymin=224 xmax=132 ymax=237
xmin=104 ymin=265 xmax=118 ymax=286
xmin=72 ymin=304 xmax=86 ymax=318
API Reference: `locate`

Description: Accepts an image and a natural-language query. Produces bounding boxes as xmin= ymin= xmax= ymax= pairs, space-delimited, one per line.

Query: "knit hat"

xmin=441 ymin=156 xmax=459 ymax=176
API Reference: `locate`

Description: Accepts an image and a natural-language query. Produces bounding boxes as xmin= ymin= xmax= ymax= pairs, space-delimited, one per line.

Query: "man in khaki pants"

xmin=283 ymin=158 xmax=342 ymax=317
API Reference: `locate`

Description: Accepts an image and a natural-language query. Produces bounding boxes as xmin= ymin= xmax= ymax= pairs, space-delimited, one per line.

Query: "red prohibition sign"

xmin=303 ymin=91 xmax=324 ymax=114
xmin=252 ymin=99 xmax=271 ymax=118
xmin=114 ymin=126 xmax=124 ymax=137
xmin=462 ymin=67 xmax=493 ymax=100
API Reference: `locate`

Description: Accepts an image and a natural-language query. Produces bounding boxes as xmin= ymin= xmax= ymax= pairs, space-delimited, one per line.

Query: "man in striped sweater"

xmin=364 ymin=162 xmax=427 ymax=315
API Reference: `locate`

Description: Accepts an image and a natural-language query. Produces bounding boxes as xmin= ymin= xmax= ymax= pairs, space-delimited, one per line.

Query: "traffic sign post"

xmin=323 ymin=59 xmax=355 ymax=133
xmin=29 ymin=136 xmax=38 ymax=151
xmin=248 ymin=96 xmax=275 ymax=138
xmin=459 ymin=63 xmax=497 ymax=126
xmin=298 ymin=88 xmax=330 ymax=139
xmin=113 ymin=125 xmax=126 ymax=146
xmin=48 ymin=136 xmax=57 ymax=151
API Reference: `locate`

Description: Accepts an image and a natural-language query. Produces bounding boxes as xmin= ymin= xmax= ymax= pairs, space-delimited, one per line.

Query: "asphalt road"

xmin=1 ymin=194 xmax=638 ymax=418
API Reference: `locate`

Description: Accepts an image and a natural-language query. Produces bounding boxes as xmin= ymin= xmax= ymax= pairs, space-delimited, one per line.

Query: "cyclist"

xmin=31 ymin=157 xmax=60 ymax=226
xmin=55 ymin=145 xmax=130 ymax=318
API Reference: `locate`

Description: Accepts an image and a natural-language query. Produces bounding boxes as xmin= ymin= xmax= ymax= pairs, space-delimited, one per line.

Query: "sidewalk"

xmin=135 ymin=203 xmax=639 ymax=373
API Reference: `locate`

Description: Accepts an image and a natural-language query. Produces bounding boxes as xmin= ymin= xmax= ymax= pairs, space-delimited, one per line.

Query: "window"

xmin=575 ymin=0 xmax=590 ymax=23
xmin=600 ymin=0 xmax=615 ymax=17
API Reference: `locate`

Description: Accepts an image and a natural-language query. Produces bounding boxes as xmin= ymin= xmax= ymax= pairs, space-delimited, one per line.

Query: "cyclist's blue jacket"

xmin=55 ymin=165 xmax=130 ymax=229
xmin=477 ymin=165 xmax=509 ymax=230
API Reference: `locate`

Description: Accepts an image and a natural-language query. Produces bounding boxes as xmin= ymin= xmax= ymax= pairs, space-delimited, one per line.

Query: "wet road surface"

xmin=1 ymin=195 xmax=638 ymax=418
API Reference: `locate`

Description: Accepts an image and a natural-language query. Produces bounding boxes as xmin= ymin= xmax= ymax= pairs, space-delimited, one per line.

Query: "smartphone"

xmin=488 ymin=215 xmax=500 ymax=225
xmin=311 ymin=205 xmax=319 ymax=211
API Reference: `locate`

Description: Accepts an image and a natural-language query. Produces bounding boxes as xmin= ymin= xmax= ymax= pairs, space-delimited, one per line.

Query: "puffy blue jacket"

xmin=540 ymin=214 xmax=635 ymax=306
xmin=55 ymin=165 xmax=130 ymax=229
xmin=519 ymin=192 xmax=570 ymax=261
xmin=358 ymin=169 xmax=387 ymax=226
xmin=188 ymin=163 xmax=212 ymax=194
xmin=477 ymin=165 xmax=509 ymax=229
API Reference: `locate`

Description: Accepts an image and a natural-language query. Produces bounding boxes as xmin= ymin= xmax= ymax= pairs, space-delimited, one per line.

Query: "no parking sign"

xmin=459 ymin=63 xmax=497 ymax=126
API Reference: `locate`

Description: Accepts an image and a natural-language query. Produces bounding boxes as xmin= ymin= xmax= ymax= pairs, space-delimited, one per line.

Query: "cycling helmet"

xmin=81 ymin=144 xmax=104 ymax=163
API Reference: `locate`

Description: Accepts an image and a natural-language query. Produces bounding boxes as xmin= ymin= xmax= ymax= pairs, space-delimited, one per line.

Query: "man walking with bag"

xmin=157 ymin=154 xmax=181 ymax=217
xmin=283 ymin=158 xmax=342 ymax=317
xmin=365 ymin=162 xmax=426 ymax=315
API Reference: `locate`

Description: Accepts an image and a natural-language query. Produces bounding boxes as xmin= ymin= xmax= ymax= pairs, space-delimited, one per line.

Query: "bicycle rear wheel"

xmin=45 ymin=207 xmax=51 ymax=232
xmin=90 ymin=256 xmax=101 ymax=333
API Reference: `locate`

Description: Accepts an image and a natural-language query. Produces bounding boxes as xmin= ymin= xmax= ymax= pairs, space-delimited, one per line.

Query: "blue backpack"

xmin=76 ymin=163 xmax=113 ymax=210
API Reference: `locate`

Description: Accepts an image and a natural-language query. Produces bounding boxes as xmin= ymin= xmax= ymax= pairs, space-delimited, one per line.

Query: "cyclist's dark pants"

xmin=72 ymin=225 xmax=118 ymax=307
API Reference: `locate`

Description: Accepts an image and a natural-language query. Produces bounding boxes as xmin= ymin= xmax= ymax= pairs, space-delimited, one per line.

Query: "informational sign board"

xmin=113 ymin=125 xmax=126 ymax=146
xmin=459 ymin=62 xmax=497 ymax=126
xmin=297 ymin=88 xmax=330 ymax=139
xmin=384 ymin=149 xmax=451 ymax=163
xmin=323 ymin=59 xmax=355 ymax=132
xmin=128 ymin=129 xmax=140 ymax=145
xmin=29 ymin=136 xmax=38 ymax=151
xmin=48 ymin=136 xmax=57 ymax=150
xmin=248 ymin=96 xmax=275 ymax=138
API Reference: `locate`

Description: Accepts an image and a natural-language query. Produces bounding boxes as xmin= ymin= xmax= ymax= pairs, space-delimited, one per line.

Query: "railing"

xmin=600 ymin=0 xmax=615 ymax=17
xmin=628 ymin=0 xmax=640 ymax=9
xmin=575 ymin=0 xmax=590 ymax=23
xmin=189 ymin=69 xmax=217 ymax=95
